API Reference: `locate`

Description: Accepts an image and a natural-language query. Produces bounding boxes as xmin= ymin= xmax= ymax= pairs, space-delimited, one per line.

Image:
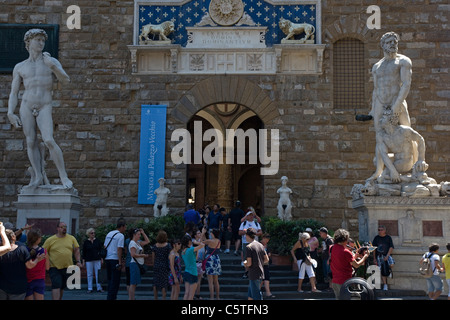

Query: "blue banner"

xmin=138 ymin=105 xmax=167 ymax=204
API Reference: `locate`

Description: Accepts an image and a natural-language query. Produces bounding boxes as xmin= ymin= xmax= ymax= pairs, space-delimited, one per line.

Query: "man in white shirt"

xmin=421 ymin=243 xmax=444 ymax=300
xmin=239 ymin=211 xmax=262 ymax=278
xmin=104 ymin=219 xmax=126 ymax=300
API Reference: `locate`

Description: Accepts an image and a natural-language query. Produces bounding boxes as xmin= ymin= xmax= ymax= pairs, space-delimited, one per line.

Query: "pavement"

xmin=43 ymin=284 xmax=448 ymax=301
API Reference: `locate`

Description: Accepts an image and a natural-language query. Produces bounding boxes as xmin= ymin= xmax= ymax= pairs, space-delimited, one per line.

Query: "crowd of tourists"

xmin=0 ymin=202 xmax=449 ymax=300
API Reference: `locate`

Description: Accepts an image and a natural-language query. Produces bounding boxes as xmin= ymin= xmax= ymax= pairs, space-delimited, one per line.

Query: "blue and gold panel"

xmin=137 ymin=0 xmax=317 ymax=47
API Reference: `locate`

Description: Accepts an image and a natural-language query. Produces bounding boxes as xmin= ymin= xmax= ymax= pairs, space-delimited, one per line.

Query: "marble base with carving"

xmin=139 ymin=39 xmax=172 ymax=45
xmin=281 ymin=39 xmax=315 ymax=44
xmin=15 ymin=185 xmax=81 ymax=235
xmin=352 ymin=195 xmax=450 ymax=291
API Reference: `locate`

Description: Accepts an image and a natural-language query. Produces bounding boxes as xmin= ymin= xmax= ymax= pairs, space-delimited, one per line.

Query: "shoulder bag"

xmin=99 ymin=231 xmax=119 ymax=259
xmin=202 ymin=241 xmax=220 ymax=271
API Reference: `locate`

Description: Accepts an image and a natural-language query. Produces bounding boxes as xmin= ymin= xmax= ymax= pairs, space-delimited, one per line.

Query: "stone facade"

xmin=0 ymin=0 xmax=449 ymax=235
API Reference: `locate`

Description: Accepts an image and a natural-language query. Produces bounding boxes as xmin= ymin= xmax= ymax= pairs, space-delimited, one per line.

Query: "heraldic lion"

xmin=279 ymin=18 xmax=315 ymax=41
xmin=139 ymin=21 xmax=175 ymax=42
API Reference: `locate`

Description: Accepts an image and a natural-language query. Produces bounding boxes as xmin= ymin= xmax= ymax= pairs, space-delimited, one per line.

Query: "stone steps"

xmin=86 ymin=246 xmax=428 ymax=300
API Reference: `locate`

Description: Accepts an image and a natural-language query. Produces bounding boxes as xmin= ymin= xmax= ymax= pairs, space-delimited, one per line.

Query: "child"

xmin=181 ymin=234 xmax=205 ymax=300
xmin=260 ymin=233 xmax=275 ymax=298
xmin=25 ymin=229 xmax=48 ymax=300
xmin=168 ymin=239 xmax=182 ymax=300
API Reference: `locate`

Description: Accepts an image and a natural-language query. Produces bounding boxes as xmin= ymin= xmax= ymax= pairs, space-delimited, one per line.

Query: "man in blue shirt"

xmin=183 ymin=204 xmax=200 ymax=226
xmin=207 ymin=204 xmax=223 ymax=231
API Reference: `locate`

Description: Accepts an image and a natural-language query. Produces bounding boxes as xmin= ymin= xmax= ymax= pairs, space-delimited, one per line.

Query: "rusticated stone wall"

xmin=0 ymin=0 xmax=448 ymax=235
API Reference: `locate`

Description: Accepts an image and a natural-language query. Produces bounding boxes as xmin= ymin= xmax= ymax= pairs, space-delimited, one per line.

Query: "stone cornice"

xmin=352 ymin=195 xmax=450 ymax=209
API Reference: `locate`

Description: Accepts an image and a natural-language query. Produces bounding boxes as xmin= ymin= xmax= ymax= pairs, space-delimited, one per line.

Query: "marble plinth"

xmin=352 ymin=195 xmax=450 ymax=290
xmin=15 ymin=185 xmax=81 ymax=235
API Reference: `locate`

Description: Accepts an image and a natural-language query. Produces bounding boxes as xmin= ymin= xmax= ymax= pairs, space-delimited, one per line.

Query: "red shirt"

xmin=330 ymin=243 xmax=354 ymax=284
xmin=26 ymin=247 xmax=47 ymax=282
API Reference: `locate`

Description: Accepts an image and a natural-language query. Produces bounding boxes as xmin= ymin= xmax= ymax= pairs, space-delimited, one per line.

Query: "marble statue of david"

xmin=7 ymin=29 xmax=73 ymax=189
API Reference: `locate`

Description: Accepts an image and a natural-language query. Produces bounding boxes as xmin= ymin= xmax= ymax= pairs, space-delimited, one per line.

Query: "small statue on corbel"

xmin=139 ymin=21 xmax=175 ymax=44
xmin=279 ymin=18 xmax=315 ymax=44
xmin=277 ymin=176 xmax=293 ymax=221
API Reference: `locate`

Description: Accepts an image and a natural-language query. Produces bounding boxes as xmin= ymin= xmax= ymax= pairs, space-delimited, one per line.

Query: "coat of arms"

xmin=209 ymin=0 xmax=244 ymax=26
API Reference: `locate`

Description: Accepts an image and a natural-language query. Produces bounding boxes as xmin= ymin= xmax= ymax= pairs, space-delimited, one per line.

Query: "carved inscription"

xmin=186 ymin=27 xmax=266 ymax=49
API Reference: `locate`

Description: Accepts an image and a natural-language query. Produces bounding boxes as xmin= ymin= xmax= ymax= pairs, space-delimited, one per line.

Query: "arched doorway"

xmin=186 ymin=103 xmax=264 ymax=214
xmin=170 ymin=76 xmax=279 ymax=215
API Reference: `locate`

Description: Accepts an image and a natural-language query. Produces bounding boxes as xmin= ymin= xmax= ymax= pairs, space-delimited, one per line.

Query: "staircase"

xmin=127 ymin=246 xmax=335 ymax=300
xmin=116 ymin=245 xmax=428 ymax=300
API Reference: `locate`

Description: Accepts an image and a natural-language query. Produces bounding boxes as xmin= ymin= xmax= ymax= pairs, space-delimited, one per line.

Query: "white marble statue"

xmin=351 ymin=32 xmax=446 ymax=199
xmin=7 ymin=29 xmax=73 ymax=190
xmin=368 ymin=32 xmax=417 ymax=182
xmin=154 ymin=178 xmax=170 ymax=217
xmin=373 ymin=109 xmax=428 ymax=184
xmin=370 ymin=32 xmax=412 ymax=131
xmin=279 ymin=18 xmax=315 ymax=42
xmin=277 ymin=176 xmax=292 ymax=221
xmin=139 ymin=21 xmax=175 ymax=44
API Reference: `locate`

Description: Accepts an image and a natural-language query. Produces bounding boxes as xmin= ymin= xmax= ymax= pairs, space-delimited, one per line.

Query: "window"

xmin=333 ymin=38 xmax=365 ymax=110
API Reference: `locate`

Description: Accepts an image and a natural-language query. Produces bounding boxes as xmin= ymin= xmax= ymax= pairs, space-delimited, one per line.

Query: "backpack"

xmin=419 ymin=252 xmax=435 ymax=278
xmin=242 ymin=220 xmax=260 ymax=228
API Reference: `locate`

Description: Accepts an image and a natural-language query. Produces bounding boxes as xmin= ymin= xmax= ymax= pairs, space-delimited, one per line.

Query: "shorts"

xmin=247 ymin=279 xmax=262 ymax=300
xmin=231 ymin=228 xmax=240 ymax=242
xmin=26 ymin=279 xmax=46 ymax=296
xmin=222 ymin=230 xmax=232 ymax=242
xmin=49 ymin=267 xmax=69 ymax=290
xmin=426 ymin=274 xmax=443 ymax=293
xmin=183 ymin=272 xmax=198 ymax=284
xmin=129 ymin=263 xmax=141 ymax=285
xmin=297 ymin=260 xmax=315 ymax=279
xmin=263 ymin=265 xmax=270 ymax=281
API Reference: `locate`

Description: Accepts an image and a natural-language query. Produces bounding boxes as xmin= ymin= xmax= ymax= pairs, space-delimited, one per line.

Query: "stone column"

xmin=217 ymin=163 xmax=233 ymax=210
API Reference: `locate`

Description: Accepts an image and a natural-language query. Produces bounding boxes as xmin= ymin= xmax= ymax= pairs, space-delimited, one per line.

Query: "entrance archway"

xmin=170 ymin=76 xmax=279 ymax=214
xmin=187 ymin=103 xmax=264 ymax=214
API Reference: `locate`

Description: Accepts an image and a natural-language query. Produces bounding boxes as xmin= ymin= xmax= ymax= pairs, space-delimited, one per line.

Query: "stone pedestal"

xmin=352 ymin=195 xmax=450 ymax=290
xmin=15 ymin=186 xmax=82 ymax=235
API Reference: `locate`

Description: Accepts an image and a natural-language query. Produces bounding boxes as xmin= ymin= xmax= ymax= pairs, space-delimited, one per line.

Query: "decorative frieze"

xmin=128 ymin=43 xmax=325 ymax=74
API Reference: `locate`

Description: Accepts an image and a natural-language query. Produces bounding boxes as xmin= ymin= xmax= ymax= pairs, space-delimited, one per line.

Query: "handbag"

xmin=201 ymin=241 xmax=220 ymax=271
xmin=304 ymin=255 xmax=313 ymax=265
xmin=99 ymin=231 xmax=118 ymax=259
xmin=133 ymin=256 xmax=146 ymax=275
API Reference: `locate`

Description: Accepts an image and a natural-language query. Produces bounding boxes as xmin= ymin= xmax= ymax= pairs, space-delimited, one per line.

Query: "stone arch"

xmin=323 ymin=15 xmax=371 ymax=44
xmin=322 ymin=15 xmax=374 ymax=112
xmin=171 ymin=76 xmax=279 ymax=125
